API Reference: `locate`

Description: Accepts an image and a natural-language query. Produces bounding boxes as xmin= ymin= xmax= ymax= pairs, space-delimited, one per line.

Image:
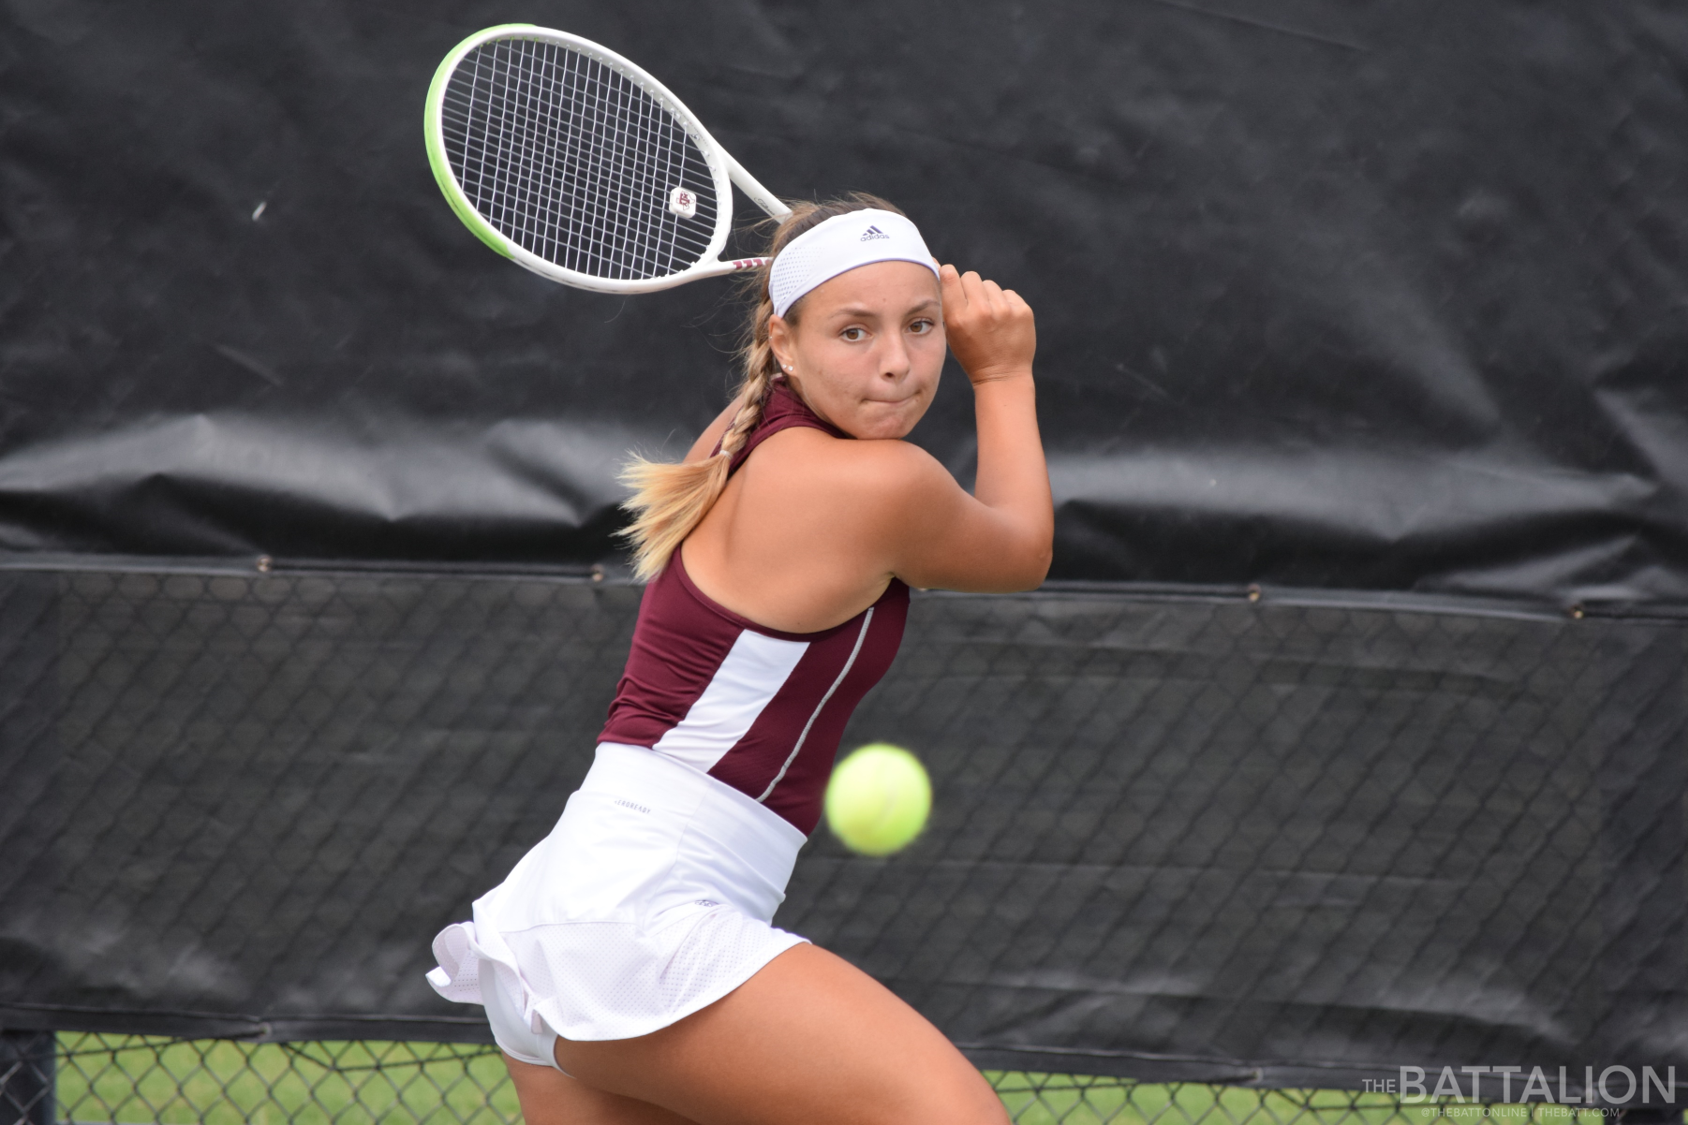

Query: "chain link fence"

xmin=12 ymin=1032 xmax=1674 ymax=1125
xmin=3 ymin=564 xmax=1687 ymax=1119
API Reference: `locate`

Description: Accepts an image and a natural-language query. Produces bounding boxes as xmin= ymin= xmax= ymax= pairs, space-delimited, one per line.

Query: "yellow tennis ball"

xmin=824 ymin=742 xmax=932 ymax=856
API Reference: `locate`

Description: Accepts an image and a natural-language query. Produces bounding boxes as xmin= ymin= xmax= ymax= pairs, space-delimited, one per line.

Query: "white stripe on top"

xmin=756 ymin=608 xmax=874 ymax=802
xmin=652 ymin=629 xmax=809 ymax=774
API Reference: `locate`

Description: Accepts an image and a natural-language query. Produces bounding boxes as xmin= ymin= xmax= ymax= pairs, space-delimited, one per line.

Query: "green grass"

xmin=55 ymin=1037 xmax=520 ymax=1125
xmin=53 ymin=1035 xmax=1673 ymax=1125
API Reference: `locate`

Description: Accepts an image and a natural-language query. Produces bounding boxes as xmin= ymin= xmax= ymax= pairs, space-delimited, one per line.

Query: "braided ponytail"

xmin=616 ymin=193 xmax=907 ymax=582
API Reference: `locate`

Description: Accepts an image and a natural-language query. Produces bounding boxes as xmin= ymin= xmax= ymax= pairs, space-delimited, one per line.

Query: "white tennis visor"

xmin=768 ymin=209 xmax=939 ymax=317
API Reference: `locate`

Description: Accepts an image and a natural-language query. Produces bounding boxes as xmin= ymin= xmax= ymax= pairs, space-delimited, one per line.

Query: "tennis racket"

xmin=424 ymin=25 xmax=791 ymax=294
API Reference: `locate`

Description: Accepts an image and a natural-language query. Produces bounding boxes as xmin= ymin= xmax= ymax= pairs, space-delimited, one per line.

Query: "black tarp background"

xmin=4 ymin=1 xmax=1687 ymax=603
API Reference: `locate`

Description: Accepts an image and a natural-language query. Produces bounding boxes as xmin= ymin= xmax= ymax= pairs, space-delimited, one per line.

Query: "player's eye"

xmin=841 ymin=326 xmax=867 ymax=342
xmin=908 ymin=318 xmax=935 ymax=335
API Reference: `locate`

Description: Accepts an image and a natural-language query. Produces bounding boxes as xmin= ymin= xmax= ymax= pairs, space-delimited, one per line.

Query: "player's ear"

xmin=768 ymin=314 xmax=795 ymax=371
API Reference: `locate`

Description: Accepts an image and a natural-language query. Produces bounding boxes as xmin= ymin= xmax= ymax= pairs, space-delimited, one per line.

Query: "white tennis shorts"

xmin=426 ymin=742 xmax=812 ymax=1070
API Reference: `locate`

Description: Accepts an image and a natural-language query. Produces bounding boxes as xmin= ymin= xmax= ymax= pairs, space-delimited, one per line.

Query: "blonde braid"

xmin=616 ymin=193 xmax=906 ymax=582
xmin=718 ymin=304 xmax=780 ymax=459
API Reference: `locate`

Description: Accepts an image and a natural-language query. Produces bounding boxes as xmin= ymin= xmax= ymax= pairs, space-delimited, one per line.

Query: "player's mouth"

xmin=863 ymin=391 xmax=923 ymax=408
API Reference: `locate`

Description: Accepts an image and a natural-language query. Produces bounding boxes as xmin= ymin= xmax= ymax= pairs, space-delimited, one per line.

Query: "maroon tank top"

xmin=599 ymin=379 xmax=911 ymax=835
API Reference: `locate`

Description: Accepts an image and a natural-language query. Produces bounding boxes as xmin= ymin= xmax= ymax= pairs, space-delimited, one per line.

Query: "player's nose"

xmin=878 ymin=334 xmax=912 ymax=381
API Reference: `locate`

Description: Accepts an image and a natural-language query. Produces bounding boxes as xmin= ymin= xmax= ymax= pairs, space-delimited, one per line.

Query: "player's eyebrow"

xmin=832 ymin=298 xmax=940 ymax=319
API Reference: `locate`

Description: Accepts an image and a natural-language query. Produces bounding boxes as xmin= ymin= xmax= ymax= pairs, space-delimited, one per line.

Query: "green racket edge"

xmin=424 ymin=24 xmax=542 ymax=260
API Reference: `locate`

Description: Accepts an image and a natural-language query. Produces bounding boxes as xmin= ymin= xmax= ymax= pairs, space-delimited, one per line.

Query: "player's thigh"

xmin=502 ymin=1052 xmax=700 ymax=1125
xmin=552 ymin=942 xmax=1008 ymax=1125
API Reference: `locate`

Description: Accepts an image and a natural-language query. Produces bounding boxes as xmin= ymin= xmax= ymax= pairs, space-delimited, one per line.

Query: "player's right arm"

xmin=878 ymin=266 xmax=1053 ymax=593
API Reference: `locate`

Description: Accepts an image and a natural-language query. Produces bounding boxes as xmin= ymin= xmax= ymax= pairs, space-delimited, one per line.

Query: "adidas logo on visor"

xmin=859 ymin=225 xmax=890 ymax=241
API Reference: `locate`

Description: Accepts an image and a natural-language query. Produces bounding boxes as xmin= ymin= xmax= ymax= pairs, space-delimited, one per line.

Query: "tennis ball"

xmin=824 ymin=742 xmax=932 ymax=856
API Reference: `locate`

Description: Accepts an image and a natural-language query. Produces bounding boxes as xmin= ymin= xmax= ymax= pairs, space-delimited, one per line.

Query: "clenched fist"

xmin=940 ymin=264 xmax=1036 ymax=386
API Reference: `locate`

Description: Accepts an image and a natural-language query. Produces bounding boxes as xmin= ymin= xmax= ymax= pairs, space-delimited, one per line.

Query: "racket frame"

xmin=424 ymin=24 xmax=790 ymax=294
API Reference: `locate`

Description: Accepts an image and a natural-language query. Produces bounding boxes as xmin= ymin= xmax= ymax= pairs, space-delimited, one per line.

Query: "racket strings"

xmin=441 ymin=38 xmax=720 ymax=280
xmin=460 ymin=40 xmax=711 ymax=276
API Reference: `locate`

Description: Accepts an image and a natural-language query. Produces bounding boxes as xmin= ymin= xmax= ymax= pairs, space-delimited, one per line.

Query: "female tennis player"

xmin=428 ymin=195 xmax=1051 ymax=1125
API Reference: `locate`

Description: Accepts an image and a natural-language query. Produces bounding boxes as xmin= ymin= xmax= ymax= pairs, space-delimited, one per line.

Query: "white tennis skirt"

xmin=426 ymin=742 xmax=811 ymax=1050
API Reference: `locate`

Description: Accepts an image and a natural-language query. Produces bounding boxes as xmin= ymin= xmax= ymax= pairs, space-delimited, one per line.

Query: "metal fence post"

xmin=0 ymin=1030 xmax=54 ymax=1125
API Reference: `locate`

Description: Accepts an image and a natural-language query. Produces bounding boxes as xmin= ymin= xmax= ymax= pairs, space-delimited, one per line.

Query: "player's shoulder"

xmin=758 ymin=427 xmax=948 ymax=500
xmin=821 ymin=433 xmax=954 ymax=514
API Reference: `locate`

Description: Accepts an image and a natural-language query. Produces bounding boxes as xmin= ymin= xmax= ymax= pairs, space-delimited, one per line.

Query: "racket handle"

xmin=700 ymin=257 xmax=774 ymax=278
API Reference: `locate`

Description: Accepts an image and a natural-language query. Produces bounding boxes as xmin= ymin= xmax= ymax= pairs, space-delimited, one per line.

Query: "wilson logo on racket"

xmin=860 ymin=225 xmax=890 ymax=242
